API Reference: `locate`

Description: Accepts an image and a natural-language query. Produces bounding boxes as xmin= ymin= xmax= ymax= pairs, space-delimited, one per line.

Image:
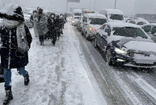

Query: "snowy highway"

xmin=70 ymin=23 xmax=156 ymax=105
xmin=0 ymin=22 xmax=156 ymax=105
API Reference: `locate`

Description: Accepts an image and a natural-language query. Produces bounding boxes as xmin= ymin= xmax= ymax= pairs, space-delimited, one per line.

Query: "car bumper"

xmin=114 ymin=54 xmax=156 ymax=68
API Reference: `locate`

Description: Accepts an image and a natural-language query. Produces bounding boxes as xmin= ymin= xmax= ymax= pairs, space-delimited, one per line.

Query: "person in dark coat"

xmin=55 ymin=14 xmax=62 ymax=40
xmin=0 ymin=4 xmax=32 ymax=105
xmin=47 ymin=13 xmax=57 ymax=45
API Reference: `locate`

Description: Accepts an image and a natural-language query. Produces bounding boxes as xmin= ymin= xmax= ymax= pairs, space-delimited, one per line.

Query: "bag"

xmin=0 ymin=65 xmax=4 ymax=83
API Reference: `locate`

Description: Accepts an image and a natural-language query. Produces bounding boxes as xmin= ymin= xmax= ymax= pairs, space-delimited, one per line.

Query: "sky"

xmin=0 ymin=0 xmax=156 ymax=16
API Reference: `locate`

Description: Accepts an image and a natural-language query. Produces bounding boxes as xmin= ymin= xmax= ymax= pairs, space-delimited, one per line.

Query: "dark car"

xmin=93 ymin=22 xmax=156 ymax=68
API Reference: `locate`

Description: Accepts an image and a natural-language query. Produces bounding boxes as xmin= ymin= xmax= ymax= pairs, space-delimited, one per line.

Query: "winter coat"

xmin=36 ymin=13 xmax=48 ymax=35
xmin=0 ymin=24 xmax=32 ymax=69
xmin=47 ymin=17 xmax=56 ymax=33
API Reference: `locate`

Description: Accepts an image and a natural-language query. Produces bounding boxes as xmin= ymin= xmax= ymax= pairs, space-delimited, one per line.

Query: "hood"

xmin=90 ymin=24 xmax=101 ymax=29
xmin=123 ymin=40 xmax=156 ymax=53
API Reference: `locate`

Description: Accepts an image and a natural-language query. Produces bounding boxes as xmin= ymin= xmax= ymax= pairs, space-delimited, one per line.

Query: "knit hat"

xmin=14 ymin=6 xmax=23 ymax=17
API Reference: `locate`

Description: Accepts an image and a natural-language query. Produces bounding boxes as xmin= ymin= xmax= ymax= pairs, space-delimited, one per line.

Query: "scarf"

xmin=16 ymin=23 xmax=29 ymax=52
xmin=3 ymin=19 xmax=19 ymax=28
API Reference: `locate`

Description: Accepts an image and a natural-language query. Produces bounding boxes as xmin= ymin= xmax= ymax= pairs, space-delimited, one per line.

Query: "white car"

xmin=141 ymin=23 xmax=156 ymax=42
xmin=71 ymin=16 xmax=81 ymax=26
xmin=99 ymin=9 xmax=124 ymax=22
xmin=81 ymin=13 xmax=107 ymax=40
xmin=127 ymin=18 xmax=150 ymax=26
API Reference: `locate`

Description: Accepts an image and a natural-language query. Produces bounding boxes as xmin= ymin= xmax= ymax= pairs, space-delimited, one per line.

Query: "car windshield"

xmin=110 ymin=14 xmax=124 ymax=20
xmin=74 ymin=17 xmax=80 ymax=19
xmin=89 ymin=18 xmax=107 ymax=25
xmin=113 ymin=27 xmax=148 ymax=39
xmin=74 ymin=13 xmax=81 ymax=16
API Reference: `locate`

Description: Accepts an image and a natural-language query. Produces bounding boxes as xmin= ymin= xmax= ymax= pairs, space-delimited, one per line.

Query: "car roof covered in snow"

xmin=84 ymin=13 xmax=107 ymax=19
xmin=105 ymin=21 xmax=142 ymax=28
xmin=100 ymin=9 xmax=124 ymax=15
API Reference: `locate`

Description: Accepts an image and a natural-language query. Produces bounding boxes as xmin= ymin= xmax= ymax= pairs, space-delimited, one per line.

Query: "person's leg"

xmin=17 ymin=66 xmax=27 ymax=76
xmin=17 ymin=67 xmax=29 ymax=86
xmin=4 ymin=68 xmax=11 ymax=87
xmin=3 ymin=68 xmax=13 ymax=105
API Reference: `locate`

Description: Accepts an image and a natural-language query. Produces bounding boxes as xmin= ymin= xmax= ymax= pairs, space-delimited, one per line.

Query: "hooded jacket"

xmin=0 ymin=5 xmax=32 ymax=69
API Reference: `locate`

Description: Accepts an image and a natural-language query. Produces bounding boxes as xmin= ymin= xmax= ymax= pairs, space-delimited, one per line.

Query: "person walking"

xmin=47 ymin=13 xmax=57 ymax=45
xmin=0 ymin=4 xmax=32 ymax=105
xmin=36 ymin=8 xmax=48 ymax=45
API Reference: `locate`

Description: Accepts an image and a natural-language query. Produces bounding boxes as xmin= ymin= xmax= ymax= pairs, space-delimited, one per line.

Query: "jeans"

xmin=39 ymin=34 xmax=44 ymax=44
xmin=4 ymin=67 xmax=27 ymax=87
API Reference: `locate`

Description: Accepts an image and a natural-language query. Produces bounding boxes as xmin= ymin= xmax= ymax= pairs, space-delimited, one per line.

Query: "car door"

xmin=99 ymin=25 xmax=111 ymax=51
xmin=96 ymin=25 xmax=106 ymax=49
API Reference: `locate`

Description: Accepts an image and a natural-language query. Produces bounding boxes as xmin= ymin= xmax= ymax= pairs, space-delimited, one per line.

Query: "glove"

xmin=0 ymin=13 xmax=8 ymax=18
xmin=0 ymin=13 xmax=4 ymax=18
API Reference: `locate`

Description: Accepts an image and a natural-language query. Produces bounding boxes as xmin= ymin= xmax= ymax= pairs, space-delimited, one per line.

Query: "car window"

xmin=151 ymin=26 xmax=156 ymax=34
xmin=74 ymin=17 xmax=80 ymax=19
xmin=129 ymin=21 xmax=136 ymax=24
xmin=110 ymin=14 xmax=124 ymax=20
xmin=137 ymin=21 xmax=145 ymax=25
xmin=89 ymin=18 xmax=107 ymax=25
xmin=113 ymin=27 xmax=148 ymax=39
xmin=83 ymin=16 xmax=87 ymax=22
xmin=100 ymin=25 xmax=106 ymax=30
xmin=142 ymin=25 xmax=151 ymax=32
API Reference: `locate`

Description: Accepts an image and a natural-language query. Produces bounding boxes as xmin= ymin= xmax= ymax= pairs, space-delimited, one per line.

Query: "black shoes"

xmin=3 ymin=89 xmax=13 ymax=105
xmin=24 ymin=74 xmax=30 ymax=86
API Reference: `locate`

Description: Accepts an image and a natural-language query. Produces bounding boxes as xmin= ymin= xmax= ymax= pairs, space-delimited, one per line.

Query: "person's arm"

xmin=0 ymin=13 xmax=24 ymax=22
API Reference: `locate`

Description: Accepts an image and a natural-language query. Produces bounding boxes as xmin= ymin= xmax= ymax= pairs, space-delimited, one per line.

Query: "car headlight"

xmin=72 ymin=21 xmax=75 ymax=23
xmin=114 ymin=47 xmax=127 ymax=55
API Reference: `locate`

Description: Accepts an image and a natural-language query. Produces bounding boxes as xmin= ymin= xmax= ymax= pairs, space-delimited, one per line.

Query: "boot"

xmin=24 ymin=73 xmax=30 ymax=86
xmin=3 ymin=88 xmax=13 ymax=105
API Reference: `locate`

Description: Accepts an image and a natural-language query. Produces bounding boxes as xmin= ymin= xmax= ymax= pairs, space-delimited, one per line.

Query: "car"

xmin=93 ymin=22 xmax=156 ymax=68
xmin=99 ymin=9 xmax=124 ymax=22
xmin=81 ymin=13 xmax=107 ymax=40
xmin=71 ymin=16 xmax=81 ymax=26
xmin=127 ymin=17 xmax=150 ymax=26
xmin=141 ymin=23 xmax=156 ymax=42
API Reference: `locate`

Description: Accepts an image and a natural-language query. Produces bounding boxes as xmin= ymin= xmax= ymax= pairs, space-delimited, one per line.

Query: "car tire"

xmin=105 ymin=48 xmax=113 ymax=65
xmin=81 ymin=31 xmax=83 ymax=36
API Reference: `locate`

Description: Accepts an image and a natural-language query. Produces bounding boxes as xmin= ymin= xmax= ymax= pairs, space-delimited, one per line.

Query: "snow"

xmin=124 ymin=41 xmax=156 ymax=53
xmin=84 ymin=13 xmax=107 ymax=19
xmin=0 ymin=23 xmax=106 ymax=105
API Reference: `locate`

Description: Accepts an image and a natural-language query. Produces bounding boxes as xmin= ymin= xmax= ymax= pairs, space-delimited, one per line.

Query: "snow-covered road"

xmin=1 ymin=21 xmax=156 ymax=105
xmin=0 ymin=22 xmax=106 ymax=105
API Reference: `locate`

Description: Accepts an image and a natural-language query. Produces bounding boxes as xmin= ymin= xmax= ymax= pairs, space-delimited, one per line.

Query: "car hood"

xmin=90 ymin=24 xmax=101 ymax=29
xmin=123 ymin=40 xmax=156 ymax=53
xmin=114 ymin=38 xmax=156 ymax=53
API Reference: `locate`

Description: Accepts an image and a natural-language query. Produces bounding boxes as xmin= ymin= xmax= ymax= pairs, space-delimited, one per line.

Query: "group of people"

xmin=0 ymin=4 xmax=67 ymax=105
xmin=31 ymin=7 xmax=66 ymax=46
